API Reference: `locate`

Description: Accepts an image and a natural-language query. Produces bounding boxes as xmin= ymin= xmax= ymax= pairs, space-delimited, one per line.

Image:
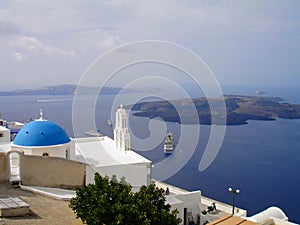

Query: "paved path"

xmin=0 ymin=184 xmax=83 ymax=225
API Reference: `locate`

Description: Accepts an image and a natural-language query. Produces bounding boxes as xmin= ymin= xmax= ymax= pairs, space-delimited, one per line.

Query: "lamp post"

xmin=228 ymin=187 xmax=240 ymax=215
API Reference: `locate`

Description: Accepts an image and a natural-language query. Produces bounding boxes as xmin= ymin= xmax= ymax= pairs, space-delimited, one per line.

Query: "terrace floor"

xmin=0 ymin=183 xmax=83 ymax=225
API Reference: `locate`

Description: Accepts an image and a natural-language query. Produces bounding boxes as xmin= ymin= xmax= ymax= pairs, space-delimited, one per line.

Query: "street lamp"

xmin=228 ymin=187 xmax=240 ymax=215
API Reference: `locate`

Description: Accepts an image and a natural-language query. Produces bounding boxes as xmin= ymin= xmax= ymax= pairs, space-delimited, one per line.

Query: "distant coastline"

xmin=1 ymin=85 xmax=300 ymax=126
xmin=0 ymin=84 xmax=160 ymax=96
xmin=130 ymin=95 xmax=300 ymax=125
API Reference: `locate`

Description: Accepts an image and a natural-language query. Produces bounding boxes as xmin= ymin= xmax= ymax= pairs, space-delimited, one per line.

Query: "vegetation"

xmin=69 ymin=173 xmax=181 ymax=225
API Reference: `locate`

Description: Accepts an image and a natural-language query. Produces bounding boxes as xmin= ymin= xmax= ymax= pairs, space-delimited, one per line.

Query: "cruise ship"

xmin=164 ymin=132 xmax=175 ymax=154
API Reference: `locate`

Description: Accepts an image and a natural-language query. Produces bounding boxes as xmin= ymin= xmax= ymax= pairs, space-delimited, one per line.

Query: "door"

xmin=8 ymin=151 xmax=21 ymax=183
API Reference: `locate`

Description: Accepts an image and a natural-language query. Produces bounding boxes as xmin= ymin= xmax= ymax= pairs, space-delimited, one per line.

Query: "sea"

xmin=0 ymin=85 xmax=299 ymax=223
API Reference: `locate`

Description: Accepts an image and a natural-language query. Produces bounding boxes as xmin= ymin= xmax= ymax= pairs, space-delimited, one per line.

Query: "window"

xmin=42 ymin=153 xmax=49 ymax=157
xmin=0 ymin=133 xmax=3 ymax=137
xmin=65 ymin=148 xmax=70 ymax=159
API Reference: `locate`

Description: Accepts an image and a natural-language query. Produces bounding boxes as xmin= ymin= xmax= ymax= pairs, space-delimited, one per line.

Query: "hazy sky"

xmin=0 ymin=0 xmax=299 ymax=90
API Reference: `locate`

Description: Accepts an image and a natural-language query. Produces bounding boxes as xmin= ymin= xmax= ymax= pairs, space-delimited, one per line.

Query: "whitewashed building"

xmin=0 ymin=126 xmax=10 ymax=143
xmin=75 ymin=105 xmax=151 ymax=191
xmin=3 ymin=108 xmax=151 ymax=190
xmin=75 ymin=136 xmax=151 ymax=191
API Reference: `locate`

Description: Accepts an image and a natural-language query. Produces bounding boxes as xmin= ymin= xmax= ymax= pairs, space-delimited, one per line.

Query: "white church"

xmin=75 ymin=105 xmax=151 ymax=190
xmin=0 ymin=106 xmax=151 ymax=191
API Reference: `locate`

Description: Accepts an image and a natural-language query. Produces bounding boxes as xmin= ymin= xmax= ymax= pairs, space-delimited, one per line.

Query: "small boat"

xmin=107 ymin=119 xmax=112 ymax=126
xmin=6 ymin=121 xmax=24 ymax=130
xmin=164 ymin=132 xmax=175 ymax=154
xmin=255 ymin=90 xmax=266 ymax=95
xmin=85 ymin=130 xmax=103 ymax=137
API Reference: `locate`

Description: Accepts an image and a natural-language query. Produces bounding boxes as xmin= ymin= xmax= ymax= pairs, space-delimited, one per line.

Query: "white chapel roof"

xmin=74 ymin=137 xmax=151 ymax=167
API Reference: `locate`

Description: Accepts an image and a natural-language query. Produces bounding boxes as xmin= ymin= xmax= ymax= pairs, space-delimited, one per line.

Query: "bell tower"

xmin=114 ymin=105 xmax=131 ymax=151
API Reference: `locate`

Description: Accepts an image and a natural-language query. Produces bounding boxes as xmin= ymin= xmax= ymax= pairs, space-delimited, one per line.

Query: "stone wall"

xmin=21 ymin=155 xmax=86 ymax=189
xmin=0 ymin=153 xmax=9 ymax=183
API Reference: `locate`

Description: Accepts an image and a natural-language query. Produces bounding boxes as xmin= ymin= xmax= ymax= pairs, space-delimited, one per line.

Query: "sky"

xmin=0 ymin=0 xmax=299 ymax=90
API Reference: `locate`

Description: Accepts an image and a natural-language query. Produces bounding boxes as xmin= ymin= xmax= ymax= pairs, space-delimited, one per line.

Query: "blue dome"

xmin=13 ymin=120 xmax=70 ymax=147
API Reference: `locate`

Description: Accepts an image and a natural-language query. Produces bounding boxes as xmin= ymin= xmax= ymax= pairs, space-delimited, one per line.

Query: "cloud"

xmin=10 ymin=52 xmax=26 ymax=62
xmin=0 ymin=0 xmax=298 ymax=87
xmin=69 ymin=28 xmax=125 ymax=52
xmin=14 ymin=36 xmax=75 ymax=57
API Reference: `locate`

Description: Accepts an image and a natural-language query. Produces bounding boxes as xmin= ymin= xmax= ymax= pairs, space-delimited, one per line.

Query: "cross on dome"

xmin=38 ymin=109 xmax=46 ymax=121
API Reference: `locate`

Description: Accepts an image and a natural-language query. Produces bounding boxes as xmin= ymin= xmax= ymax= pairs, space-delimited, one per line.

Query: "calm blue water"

xmin=0 ymin=86 xmax=299 ymax=223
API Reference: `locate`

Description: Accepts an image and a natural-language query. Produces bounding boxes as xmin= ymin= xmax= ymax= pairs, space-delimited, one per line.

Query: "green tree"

xmin=69 ymin=173 xmax=181 ymax=225
xmin=133 ymin=183 xmax=181 ymax=225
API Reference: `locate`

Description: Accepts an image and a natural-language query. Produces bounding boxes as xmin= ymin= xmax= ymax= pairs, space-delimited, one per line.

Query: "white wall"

xmin=0 ymin=127 xmax=10 ymax=143
xmin=168 ymin=191 xmax=202 ymax=225
xmin=12 ymin=142 xmax=73 ymax=160
xmin=86 ymin=162 xmax=151 ymax=191
xmin=68 ymin=139 xmax=76 ymax=160
xmin=166 ymin=195 xmax=184 ymax=223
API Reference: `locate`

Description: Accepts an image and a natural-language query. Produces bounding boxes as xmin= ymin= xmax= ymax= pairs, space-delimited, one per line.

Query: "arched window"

xmin=42 ymin=153 xmax=49 ymax=157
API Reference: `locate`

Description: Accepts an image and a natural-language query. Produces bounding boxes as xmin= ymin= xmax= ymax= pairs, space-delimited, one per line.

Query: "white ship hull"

xmin=164 ymin=132 xmax=175 ymax=154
